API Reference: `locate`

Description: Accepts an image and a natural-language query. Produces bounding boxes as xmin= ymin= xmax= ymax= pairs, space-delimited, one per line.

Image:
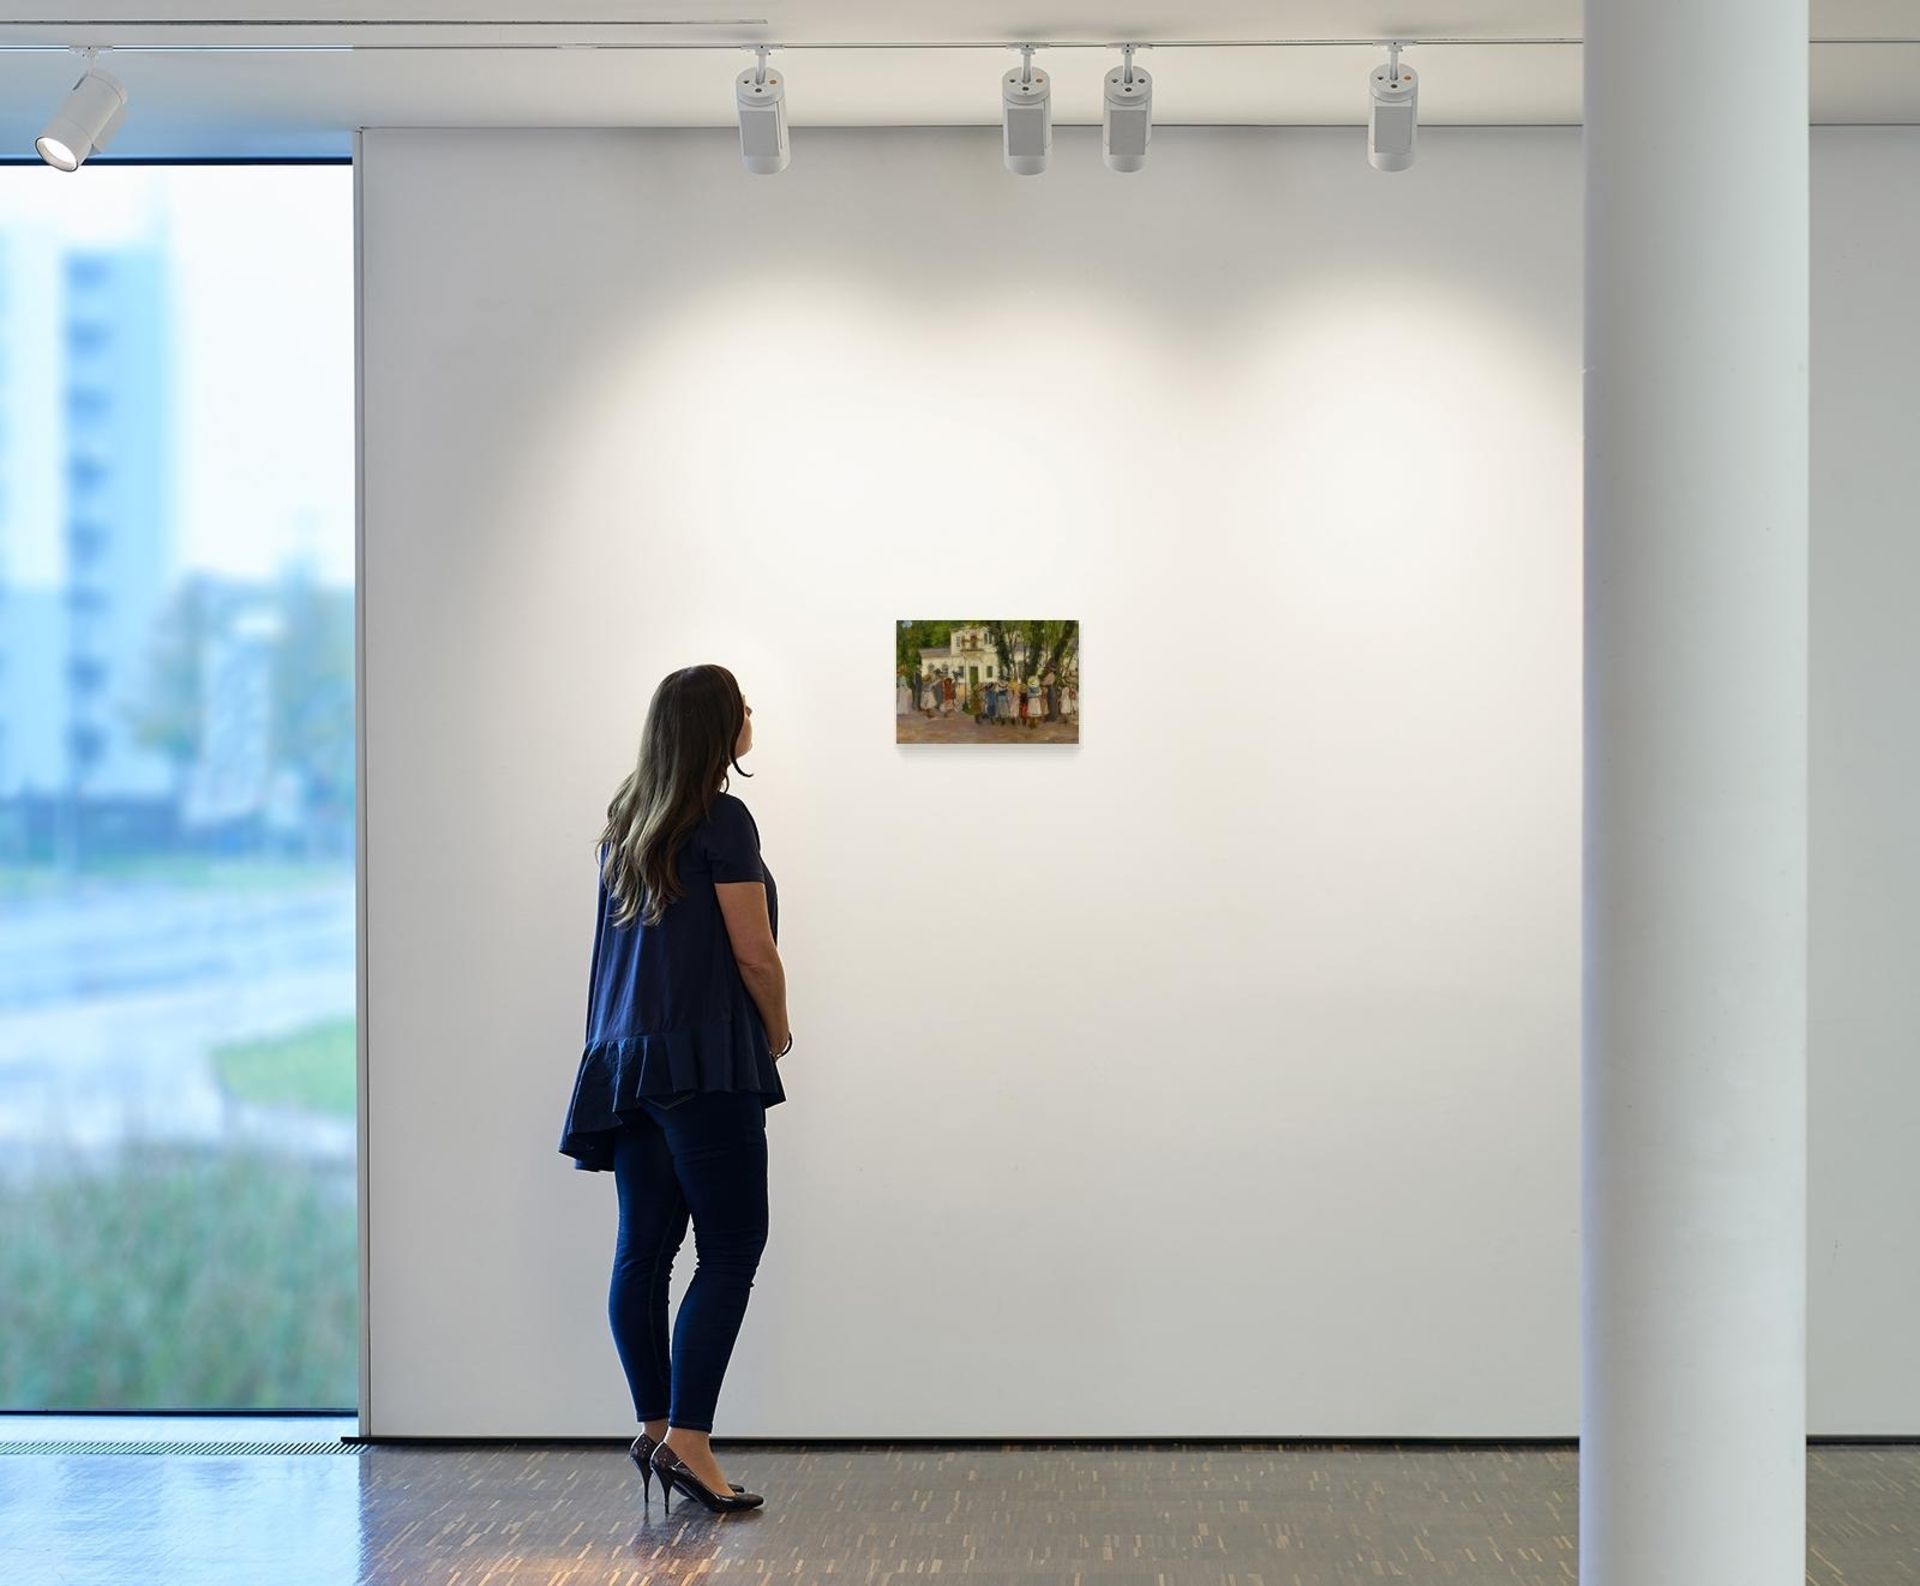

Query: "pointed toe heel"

xmin=648 ymin=1444 xmax=765 ymax=1513
xmin=632 ymin=1431 xmax=743 ymax=1503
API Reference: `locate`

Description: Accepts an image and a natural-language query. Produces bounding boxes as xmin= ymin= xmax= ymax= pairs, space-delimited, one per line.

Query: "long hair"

xmin=597 ymin=664 xmax=750 ymax=928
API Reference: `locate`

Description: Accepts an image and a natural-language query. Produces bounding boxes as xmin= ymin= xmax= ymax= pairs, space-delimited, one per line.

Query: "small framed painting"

xmin=896 ymin=621 xmax=1080 ymax=744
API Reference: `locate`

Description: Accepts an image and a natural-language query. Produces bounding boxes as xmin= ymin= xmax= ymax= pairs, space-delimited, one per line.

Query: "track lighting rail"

xmin=3 ymin=29 xmax=1919 ymax=57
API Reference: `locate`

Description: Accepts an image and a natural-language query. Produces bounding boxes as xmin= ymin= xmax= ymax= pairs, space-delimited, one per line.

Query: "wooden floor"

xmin=2 ymin=1439 xmax=1915 ymax=1585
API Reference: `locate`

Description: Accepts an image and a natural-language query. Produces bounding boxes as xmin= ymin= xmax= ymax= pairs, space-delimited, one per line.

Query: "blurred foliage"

xmin=126 ymin=567 xmax=355 ymax=822
xmin=122 ymin=577 xmax=221 ymax=792
xmin=272 ymin=566 xmax=356 ymax=829
xmin=0 ymin=1146 xmax=358 ymax=1409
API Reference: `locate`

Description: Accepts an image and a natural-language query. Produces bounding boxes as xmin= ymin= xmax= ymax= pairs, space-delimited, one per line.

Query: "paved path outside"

xmin=0 ymin=878 xmax=356 ymax=1163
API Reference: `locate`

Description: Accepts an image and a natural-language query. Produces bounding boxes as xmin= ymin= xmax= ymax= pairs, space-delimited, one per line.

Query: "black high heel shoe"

xmin=649 ymin=1441 xmax=764 ymax=1513
xmin=629 ymin=1432 xmax=744 ymax=1503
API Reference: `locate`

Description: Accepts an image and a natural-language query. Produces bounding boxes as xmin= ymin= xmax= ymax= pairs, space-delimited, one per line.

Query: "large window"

xmin=0 ymin=165 xmax=356 ymax=1409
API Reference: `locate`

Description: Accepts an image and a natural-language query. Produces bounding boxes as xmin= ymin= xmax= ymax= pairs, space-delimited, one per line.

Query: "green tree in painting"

xmin=987 ymin=620 xmax=1078 ymax=685
xmin=898 ymin=620 xmax=1079 ymax=688
xmin=896 ymin=620 xmax=953 ymax=679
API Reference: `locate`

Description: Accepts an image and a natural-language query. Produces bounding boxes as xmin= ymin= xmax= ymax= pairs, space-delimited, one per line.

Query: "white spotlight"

xmin=37 ymin=55 xmax=127 ymax=172
xmin=1103 ymin=44 xmax=1152 ymax=172
xmin=735 ymin=45 xmax=789 ymax=174
xmin=1368 ymin=42 xmax=1417 ymax=173
xmin=1002 ymin=45 xmax=1051 ymax=175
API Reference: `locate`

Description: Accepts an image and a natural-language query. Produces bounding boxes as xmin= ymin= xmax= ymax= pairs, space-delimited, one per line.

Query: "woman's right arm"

xmin=716 ymin=881 xmax=791 ymax=1057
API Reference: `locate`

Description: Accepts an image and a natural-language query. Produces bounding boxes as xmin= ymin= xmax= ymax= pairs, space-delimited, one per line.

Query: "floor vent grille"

xmin=0 ymin=1439 xmax=360 ymax=1456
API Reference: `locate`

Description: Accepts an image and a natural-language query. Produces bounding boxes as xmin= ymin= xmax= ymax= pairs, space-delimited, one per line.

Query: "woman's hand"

xmin=717 ymin=880 xmax=790 ymax=1065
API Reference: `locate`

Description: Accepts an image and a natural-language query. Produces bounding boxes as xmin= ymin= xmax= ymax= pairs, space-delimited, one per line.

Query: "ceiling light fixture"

xmin=1002 ymin=44 xmax=1050 ymax=175
xmin=37 ymin=49 xmax=127 ymax=171
xmin=1368 ymin=41 xmax=1417 ymax=172
xmin=1103 ymin=43 xmax=1152 ymax=172
xmin=735 ymin=43 xmax=789 ymax=174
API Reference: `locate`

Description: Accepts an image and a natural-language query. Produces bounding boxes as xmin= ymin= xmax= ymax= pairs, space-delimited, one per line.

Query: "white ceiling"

xmin=1 ymin=2 xmax=1918 ymax=158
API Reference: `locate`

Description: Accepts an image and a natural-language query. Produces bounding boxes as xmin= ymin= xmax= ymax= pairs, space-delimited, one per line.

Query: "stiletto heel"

xmin=631 ymin=1430 xmax=743 ymax=1502
xmin=628 ymin=1435 xmax=656 ymax=1502
xmin=648 ymin=1443 xmax=765 ymax=1513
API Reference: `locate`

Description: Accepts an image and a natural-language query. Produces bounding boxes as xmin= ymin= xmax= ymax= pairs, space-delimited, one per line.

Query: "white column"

xmin=1582 ymin=3 xmax=1808 ymax=1585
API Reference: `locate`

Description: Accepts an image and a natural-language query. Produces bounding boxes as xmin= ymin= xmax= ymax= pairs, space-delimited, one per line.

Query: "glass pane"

xmin=0 ymin=166 xmax=356 ymax=1409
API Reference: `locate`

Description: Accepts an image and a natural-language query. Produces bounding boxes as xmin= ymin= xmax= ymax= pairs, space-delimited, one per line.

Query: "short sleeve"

xmin=702 ymin=796 xmax=763 ymax=884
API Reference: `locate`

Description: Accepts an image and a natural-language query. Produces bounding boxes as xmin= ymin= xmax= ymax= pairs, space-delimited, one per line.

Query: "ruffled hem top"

xmin=559 ymin=792 xmax=787 ymax=1172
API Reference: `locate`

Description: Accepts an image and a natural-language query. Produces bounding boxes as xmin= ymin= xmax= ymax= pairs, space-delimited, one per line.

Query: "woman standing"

xmin=895 ymin=672 xmax=913 ymax=718
xmin=559 ymin=664 xmax=789 ymax=1516
xmin=1027 ymin=676 xmax=1047 ymax=729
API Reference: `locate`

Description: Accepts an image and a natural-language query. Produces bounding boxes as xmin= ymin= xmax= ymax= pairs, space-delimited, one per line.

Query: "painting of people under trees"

xmin=896 ymin=620 xmax=1080 ymax=744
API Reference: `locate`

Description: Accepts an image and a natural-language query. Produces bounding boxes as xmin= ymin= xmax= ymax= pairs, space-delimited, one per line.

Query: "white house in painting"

xmin=915 ymin=625 xmax=1038 ymax=689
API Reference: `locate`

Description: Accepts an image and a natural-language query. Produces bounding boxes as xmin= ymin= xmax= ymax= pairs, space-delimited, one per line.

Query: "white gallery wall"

xmin=358 ymin=125 xmax=1919 ymax=1437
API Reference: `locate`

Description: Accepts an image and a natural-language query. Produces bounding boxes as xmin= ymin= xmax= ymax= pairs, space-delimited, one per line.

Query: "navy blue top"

xmin=558 ymin=792 xmax=787 ymax=1171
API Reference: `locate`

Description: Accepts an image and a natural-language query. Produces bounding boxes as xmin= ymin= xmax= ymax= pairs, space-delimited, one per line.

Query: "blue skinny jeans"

xmin=608 ymin=1090 xmax=770 ymax=1434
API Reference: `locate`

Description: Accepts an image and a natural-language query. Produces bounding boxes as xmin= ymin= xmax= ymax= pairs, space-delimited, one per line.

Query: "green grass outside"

xmin=0 ymin=1145 xmax=359 ymax=1409
xmin=213 ymin=1018 xmax=358 ymax=1117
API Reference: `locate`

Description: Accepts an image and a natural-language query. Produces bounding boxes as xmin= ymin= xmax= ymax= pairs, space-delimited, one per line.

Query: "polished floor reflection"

xmin=2 ymin=1438 xmax=1915 ymax=1585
